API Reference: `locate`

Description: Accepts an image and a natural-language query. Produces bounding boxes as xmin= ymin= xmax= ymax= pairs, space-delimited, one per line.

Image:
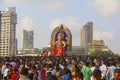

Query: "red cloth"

xmin=52 ymin=47 xmax=57 ymax=56
xmin=11 ymin=73 xmax=19 ymax=80
xmin=41 ymin=70 xmax=46 ymax=80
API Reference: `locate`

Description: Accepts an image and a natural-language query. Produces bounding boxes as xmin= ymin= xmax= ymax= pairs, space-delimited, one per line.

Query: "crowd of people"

xmin=0 ymin=56 xmax=120 ymax=80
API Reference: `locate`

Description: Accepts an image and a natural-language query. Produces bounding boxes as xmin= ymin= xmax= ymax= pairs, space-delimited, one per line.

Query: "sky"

xmin=0 ymin=0 xmax=120 ymax=54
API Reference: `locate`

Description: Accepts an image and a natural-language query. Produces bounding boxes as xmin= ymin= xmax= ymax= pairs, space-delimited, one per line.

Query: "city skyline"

xmin=0 ymin=0 xmax=120 ymax=54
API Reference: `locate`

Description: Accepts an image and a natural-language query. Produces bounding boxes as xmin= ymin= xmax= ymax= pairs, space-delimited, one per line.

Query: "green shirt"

xmin=81 ymin=66 xmax=91 ymax=80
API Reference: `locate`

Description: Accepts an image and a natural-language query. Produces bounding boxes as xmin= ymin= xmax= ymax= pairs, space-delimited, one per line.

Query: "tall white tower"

xmin=0 ymin=7 xmax=17 ymax=56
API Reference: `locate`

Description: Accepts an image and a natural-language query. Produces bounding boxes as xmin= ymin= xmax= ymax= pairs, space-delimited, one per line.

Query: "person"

xmin=94 ymin=58 xmax=107 ymax=80
xmin=62 ymin=71 xmax=70 ymax=80
xmin=60 ymin=63 xmax=71 ymax=79
xmin=106 ymin=61 xmax=116 ymax=80
xmin=19 ymin=68 xmax=30 ymax=80
xmin=112 ymin=68 xmax=120 ymax=80
xmin=94 ymin=58 xmax=101 ymax=69
xmin=3 ymin=63 xmax=11 ymax=79
xmin=18 ymin=62 xmax=25 ymax=73
xmin=54 ymin=66 xmax=61 ymax=78
xmin=40 ymin=65 xmax=46 ymax=80
xmin=116 ymin=61 xmax=120 ymax=69
xmin=71 ymin=64 xmax=80 ymax=80
xmin=28 ymin=73 xmax=34 ymax=80
xmin=31 ymin=66 xmax=41 ymax=80
xmin=81 ymin=62 xmax=91 ymax=80
xmin=46 ymin=64 xmax=56 ymax=76
xmin=92 ymin=69 xmax=102 ymax=80
xmin=11 ymin=68 xmax=19 ymax=80
xmin=99 ymin=60 xmax=107 ymax=80
xmin=46 ymin=72 xmax=58 ymax=80
xmin=1 ymin=60 xmax=6 ymax=79
xmin=90 ymin=62 xmax=96 ymax=80
xmin=6 ymin=68 xmax=13 ymax=80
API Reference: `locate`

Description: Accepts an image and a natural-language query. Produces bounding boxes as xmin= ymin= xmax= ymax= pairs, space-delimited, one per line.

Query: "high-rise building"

xmin=23 ymin=30 xmax=34 ymax=49
xmin=81 ymin=22 xmax=93 ymax=53
xmin=15 ymin=38 xmax=18 ymax=54
xmin=18 ymin=30 xmax=39 ymax=55
xmin=0 ymin=11 xmax=1 ymax=42
xmin=0 ymin=7 xmax=17 ymax=56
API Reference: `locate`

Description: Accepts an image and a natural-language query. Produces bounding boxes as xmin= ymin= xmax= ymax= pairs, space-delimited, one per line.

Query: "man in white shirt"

xmin=99 ymin=62 xmax=107 ymax=79
xmin=3 ymin=63 xmax=10 ymax=78
xmin=1 ymin=61 xmax=6 ymax=79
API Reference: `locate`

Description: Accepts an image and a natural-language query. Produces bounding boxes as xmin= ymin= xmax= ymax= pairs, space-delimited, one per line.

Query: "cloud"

xmin=3 ymin=0 xmax=31 ymax=4
xmin=3 ymin=0 xmax=67 ymax=12
xmin=40 ymin=1 xmax=67 ymax=12
xmin=21 ymin=16 xmax=35 ymax=30
xmin=94 ymin=30 xmax=115 ymax=47
xmin=88 ymin=0 xmax=120 ymax=17
xmin=49 ymin=16 xmax=80 ymax=36
xmin=49 ymin=19 xmax=62 ymax=31
xmin=94 ymin=30 xmax=119 ymax=52
xmin=64 ymin=17 xmax=80 ymax=36
xmin=49 ymin=16 xmax=81 ymax=46
xmin=94 ymin=30 xmax=114 ymax=40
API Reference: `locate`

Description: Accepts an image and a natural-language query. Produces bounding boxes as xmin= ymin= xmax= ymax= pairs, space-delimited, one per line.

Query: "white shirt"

xmin=1 ymin=64 xmax=6 ymax=74
xmin=99 ymin=64 xmax=107 ymax=78
xmin=3 ymin=68 xmax=9 ymax=77
xmin=91 ymin=67 xmax=96 ymax=80
xmin=46 ymin=68 xmax=56 ymax=75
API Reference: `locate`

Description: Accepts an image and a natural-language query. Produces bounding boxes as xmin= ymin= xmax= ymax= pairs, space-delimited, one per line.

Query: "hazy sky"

xmin=0 ymin=0 xmax=120 ymax=54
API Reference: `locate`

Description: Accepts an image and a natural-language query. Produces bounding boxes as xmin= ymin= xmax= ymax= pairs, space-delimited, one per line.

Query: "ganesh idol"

xmin=51 ymin=32 xmax=68 ymax=56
